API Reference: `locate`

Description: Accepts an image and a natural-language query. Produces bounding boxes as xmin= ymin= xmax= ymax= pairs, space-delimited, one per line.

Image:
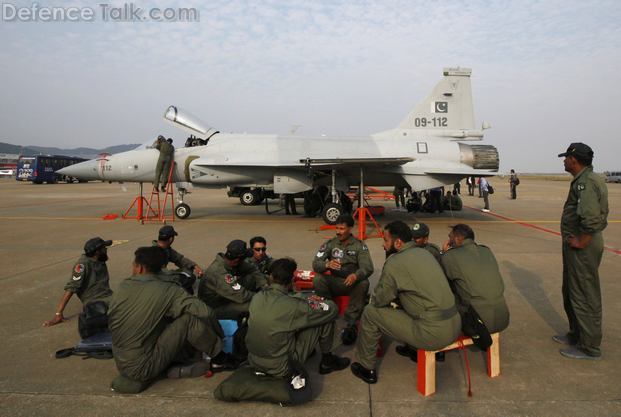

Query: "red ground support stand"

xmin=352 ymin=206 xmax=384 ymax=240
xmin=122 ymin=183 xmax=158 ymax=221
xmin=144 ymin=162 xmax=176 ymax=223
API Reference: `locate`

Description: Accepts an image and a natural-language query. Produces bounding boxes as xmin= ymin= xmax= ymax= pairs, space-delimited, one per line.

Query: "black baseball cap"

xmin=225 ymin=239 xmax=249 ymax=260
xmin=558 ymin=142 xmax=594 ymax=159
xmin=411 ymin=222 xmax=430 ymax=239
xmin=158 ymin=225 xmax=178 ymax=239
xmin=84 ymin=237 xmax=112 ymax=254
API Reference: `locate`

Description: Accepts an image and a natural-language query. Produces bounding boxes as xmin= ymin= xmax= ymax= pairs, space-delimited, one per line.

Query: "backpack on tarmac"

xmin=55 ymin=331 xmax=113 ymax=360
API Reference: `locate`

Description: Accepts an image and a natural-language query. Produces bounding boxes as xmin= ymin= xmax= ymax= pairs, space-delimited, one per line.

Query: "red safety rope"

xmin=458 ymin=340 xmax=473 ymax=397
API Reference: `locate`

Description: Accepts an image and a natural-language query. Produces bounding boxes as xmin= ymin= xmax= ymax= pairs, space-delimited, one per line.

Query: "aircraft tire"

xmin=240 ymin=189 xmax=260 ymax=206
xmin=175 ymin=203 xmax=191 ymax=219
xmin=322 ymin=203 xmax=343 ymax=225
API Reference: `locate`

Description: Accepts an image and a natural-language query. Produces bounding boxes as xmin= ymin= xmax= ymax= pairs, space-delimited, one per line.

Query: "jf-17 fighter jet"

xmin=59 ymin=67 xmax=499 ymax=223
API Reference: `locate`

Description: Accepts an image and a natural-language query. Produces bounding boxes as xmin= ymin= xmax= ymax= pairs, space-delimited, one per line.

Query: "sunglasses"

xmin=253 ymin=247 xmax=267 ymax=252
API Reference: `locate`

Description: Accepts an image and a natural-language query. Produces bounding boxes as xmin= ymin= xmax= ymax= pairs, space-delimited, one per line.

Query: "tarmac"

xmin=0 ymin=177 xmax=619 ymax=417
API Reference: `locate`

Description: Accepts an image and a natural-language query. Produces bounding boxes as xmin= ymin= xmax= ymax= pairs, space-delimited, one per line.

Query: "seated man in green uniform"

xmin=312 ymin=214 xmax=374 ymax=345
xmin=108 ymin=246 xmax=231 ymax=394
xmin=154 ymin=225 xmax=202 ymax=294
xmin=411 ymin=222 xmax=442 ymax=264
xmin=198 ymin=240 xmax=267 ymax=320
xmin=43 ymin=237 xmax=113 ymax=329
xmin=215 ymin=258 xmax=349 ymax=405
xmin=351 ymin=221 xmax=461 ymax=384
xmin=249 ymin=236 xmax=273 ymax=276
xmin=443 ymin=190 xmax=463 ymax=211
xmin=440 ymin=224 xmax=510 ymax=334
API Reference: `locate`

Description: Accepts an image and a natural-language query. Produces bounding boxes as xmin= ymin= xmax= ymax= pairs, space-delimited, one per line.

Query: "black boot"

xmin=395 ymin=344 xmax=417 ymax=361
xmin=319 ymin=353 xmax=350 ymax=375
xmin=350 ymin=362 xmax=377 ymax=384
xmin=210 ymin=351 xmax=239 ymax=373
xmin=341 ymin=325 xmax=358 ymax=345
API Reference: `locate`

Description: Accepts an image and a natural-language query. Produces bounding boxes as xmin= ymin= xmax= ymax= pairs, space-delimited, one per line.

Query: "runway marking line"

xmin=465 ymin=206 xmax=621 ymax=256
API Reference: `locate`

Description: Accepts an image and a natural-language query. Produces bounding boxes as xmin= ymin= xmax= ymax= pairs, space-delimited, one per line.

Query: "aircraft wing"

xmin=423 ymin=168 xmax=497 ymax=176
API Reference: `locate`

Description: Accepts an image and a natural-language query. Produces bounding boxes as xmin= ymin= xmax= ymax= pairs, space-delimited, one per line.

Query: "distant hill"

xmin=0 ymin=141 xmax=140 ymax=159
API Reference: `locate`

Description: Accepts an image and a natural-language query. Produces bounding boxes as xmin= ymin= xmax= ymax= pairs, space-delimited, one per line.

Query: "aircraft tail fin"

xmin=398 ymin=67 xmax=475 ymax=130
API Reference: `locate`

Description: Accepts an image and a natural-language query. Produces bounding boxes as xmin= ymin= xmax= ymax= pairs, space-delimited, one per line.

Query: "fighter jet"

xmin=59 ymin=67 xmax=499 ymax=223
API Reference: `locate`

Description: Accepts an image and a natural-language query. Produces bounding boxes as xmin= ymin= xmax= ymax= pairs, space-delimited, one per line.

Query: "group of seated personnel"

xmin=43 ymin=216 xmax=509 ymax=404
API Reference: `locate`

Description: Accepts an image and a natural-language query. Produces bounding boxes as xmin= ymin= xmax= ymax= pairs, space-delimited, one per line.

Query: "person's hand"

xmin=326 ymin=259 xmax=341 ymax=270
xmin=194 ymin=265 xmax=203 ymax=277
xmin=43 ymin=313 xmax=65 ymax=327
xmin=442 ymin=240 xmax=452 ymax=252
xmin=568 ymin=234 xmax=591 ymax=249
xmin=344 ymin=273 xmax=357 ymax=286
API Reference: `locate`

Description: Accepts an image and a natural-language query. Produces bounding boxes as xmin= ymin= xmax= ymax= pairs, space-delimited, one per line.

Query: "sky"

xmin=1 ymin=0 xmax=620 ymax=172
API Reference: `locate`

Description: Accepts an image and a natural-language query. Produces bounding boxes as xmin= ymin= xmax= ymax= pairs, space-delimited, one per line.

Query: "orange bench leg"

xmin=487 ymin=332 xmax=500 ymax=377
xmin=417 ymin=349 xmax=437 ymax=396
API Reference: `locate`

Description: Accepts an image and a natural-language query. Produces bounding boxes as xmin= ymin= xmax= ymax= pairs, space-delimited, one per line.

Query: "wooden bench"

xmin=417 ymin=333 xmax=500 ymax=396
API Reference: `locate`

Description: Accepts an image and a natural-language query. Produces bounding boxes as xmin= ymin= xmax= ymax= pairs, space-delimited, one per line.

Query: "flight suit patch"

xmin=346 ymin=250 xmax=356 ymax=256
xmin=577 ymin=184 xmax=585 ymax=191
xmin=316 ymin=244 xmax=326 ymax=257
xmin=72 ymin=264 xmax=84 ymax=281
xmin=331 ymin=248 xmax=344 ymax=259
xmin=362 ymin=245 xmax=368 ymax=251
xmin=224 ymin=274 xmax=237 ymax=284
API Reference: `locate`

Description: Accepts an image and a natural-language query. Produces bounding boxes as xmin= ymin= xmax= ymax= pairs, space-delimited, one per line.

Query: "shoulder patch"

xmin=308 ymin=300 xmax=330 ymax=311
xmin=224 ymin=274 xmax=237 ymax=284
xmin=362 ymin=245 xmax=368 ymax=251
xmin=577 ymin=184 xmax=586 ymax=191
xmin=74 ymin=264 xmax=85 ymax=274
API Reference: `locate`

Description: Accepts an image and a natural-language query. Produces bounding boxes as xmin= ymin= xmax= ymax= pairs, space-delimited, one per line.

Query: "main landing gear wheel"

xmin=175 ymin=203 xmax=191 ymax=219
xmin=322 ymin=203 xmax=343 ymax=225
xmin=240 ymin=189 xmax=261 ymax=206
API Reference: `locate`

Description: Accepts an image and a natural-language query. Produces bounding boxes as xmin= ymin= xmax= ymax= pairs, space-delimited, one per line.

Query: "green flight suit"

xmin=441 ymin=239 xmax=510 ymax=334
xmin=356 ymin=242 xmax=460 ymax=370
xmin=419 ymin=242 xmax=442 ymax=264
xmin=108 ymin=273 xmax=222 ymax=383
xmin=561 ymin=166 xmax=608 ymax=356
xmin=154 ymin=140 xmax=174 ymax=189
xmin=152 ymin=240 xmax=199 ymax=293
xmin=198 ymin=254 xmax=267 ymax=320
xmin=247 ymin=284 xmax=339 ymax=377
xmin=252 ymin=255 xmax=274 ymax=276
xmin=64 ymin=255 xmax=113 ymax=305
xmin=443 ymin=194 xmax=463 ymax=211
xmin=312 ymin=236 xmax=374 ymax=324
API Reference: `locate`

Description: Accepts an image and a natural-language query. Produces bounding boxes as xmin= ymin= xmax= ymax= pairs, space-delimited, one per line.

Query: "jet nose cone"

xmin=58 ymin=159 xmax=100 ymax=180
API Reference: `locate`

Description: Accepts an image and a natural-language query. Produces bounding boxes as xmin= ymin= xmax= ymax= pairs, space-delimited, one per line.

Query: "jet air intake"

xmin=459 ymin=143 xmax=499 ymax=170
xmin=164 ymin=105 xmax=219 ymax=139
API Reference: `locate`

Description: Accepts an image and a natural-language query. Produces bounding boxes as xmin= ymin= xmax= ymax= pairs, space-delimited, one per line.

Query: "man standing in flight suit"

xmin=350 ymin=221 xmax=460 ymax=384
xmin=43 ymin=237 xmax=113 ymax=327
xmin=198 ymin=240 xmax=267 ymax=320
xmin=312 ymin=214 xmax=374 ymax=345
xmin=153 ymin=135 xmax=174 ymax=192
xmin=556 ymin=143 xmax=608 ymax=360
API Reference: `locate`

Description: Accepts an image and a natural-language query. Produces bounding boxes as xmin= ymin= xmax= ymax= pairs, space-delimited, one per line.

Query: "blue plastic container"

xmin=218 ymin=320 xmax=238 ymax=354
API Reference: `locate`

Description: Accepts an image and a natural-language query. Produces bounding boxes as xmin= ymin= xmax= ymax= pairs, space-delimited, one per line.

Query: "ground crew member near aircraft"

xmin=411 ymin=222 xmax=442 ymax=264
xmin=509 ymin=169 xmax=520 ymax=199
xmin=43 ymin=237 xmax=113 ymax=327
xmin=108 ymin=246 xmax=233 ymax=394
xmin=555 ymin=143 xmax=608 ymax=360
xmin=198 ymin=240 xmax=267 ymax=320
xmin=350 ymin=221 xmax=460 ymax=384
xmin=440 ymin=224 xmax=510 ymax=334
xmin=249 ymin=236 xmax=273 ymax=275
xmin=312 ymin=214 xmax=374 ymax=345
xmin=153 ymin=135 xmax=174 ymax=192
xmin=153 ymin=225 xmax=202 ymax=293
